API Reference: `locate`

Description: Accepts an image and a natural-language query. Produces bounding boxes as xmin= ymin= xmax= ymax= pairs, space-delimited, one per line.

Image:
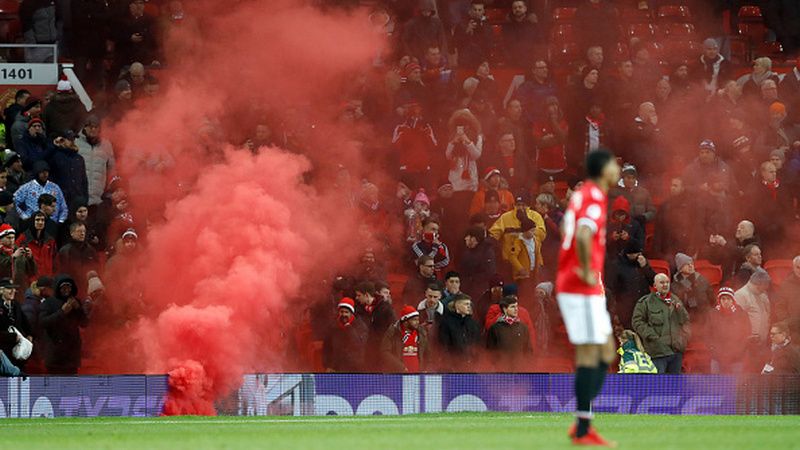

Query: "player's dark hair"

xmin=586 ymin=149 xmax=614 ymax=179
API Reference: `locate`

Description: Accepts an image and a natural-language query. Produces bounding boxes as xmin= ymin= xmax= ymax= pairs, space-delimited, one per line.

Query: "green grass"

xmin=1 ymin=413 xmax=798 ymax=449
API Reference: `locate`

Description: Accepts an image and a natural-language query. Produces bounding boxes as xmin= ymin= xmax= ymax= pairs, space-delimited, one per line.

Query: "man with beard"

xmin=77 ymin=116 xmax=116 ymax=208
xmin=322 ymin=297 xmax=368 ymax=372
xmin=14 ymin=162 xmax=68 ymax=223
xmin=15 ymin=118 xmax=50 ymax=171
xmin=502 ymin=0 xmax=540 ymax=69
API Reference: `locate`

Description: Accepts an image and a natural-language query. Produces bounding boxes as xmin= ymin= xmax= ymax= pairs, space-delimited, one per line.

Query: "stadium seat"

xmin=386 ymin=273 xmax=409 ymax=301
xmin=729 ymin=36 xmax=748 ymax=65
xmin=610 ymin=42 xmax=630 ymax=62
xmin=551 ymin=23 xmax=577 ymax=44
xmin=738 ymin=5 xmax=763 ymax=21
xmin=552 ymin=7 xmax=577 ymax=22
xmin=485 ymin=8 xmax=507 ymax=23
xmin=662 ymin=22 xmax=696 ymax=38
xmin=491 ymin=24 xmax=503 ymax=39
xmin=764 ymin=259 xmax=793 ymax=285
xmin=757 ymin=41 xmax=784 ymax=59
xmin=649 ymin=259 xmax=671 ymax=277
xmin=694 ymin=260 xmax=722 ymax=288
xmin=627 ymin=23 xmax=657 ymax=39
xmin=661 ymin=39 xmax=699 ymax=64
xmin=619 ymin=8 xmax=652 ymax=24
xmin=738 ymin=22 xmax=768 ymax=42
xmin=657 ymin=5 xmax=691 ymax=22
xmin=0 ymin=0 xmax=18 ymax=14
xmin=0 ymin=17 xmax=20 ymax=43
xmin=550 ymin=42 xmax=580 ymax=65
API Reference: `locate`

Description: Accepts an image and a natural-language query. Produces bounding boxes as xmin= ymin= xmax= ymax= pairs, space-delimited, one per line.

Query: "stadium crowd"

xmin=1 ymin=0 xmax=800 ymax=376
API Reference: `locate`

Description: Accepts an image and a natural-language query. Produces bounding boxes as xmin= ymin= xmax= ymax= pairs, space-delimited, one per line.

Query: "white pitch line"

xmin=0 ymin=415 xmax=543 ymax=427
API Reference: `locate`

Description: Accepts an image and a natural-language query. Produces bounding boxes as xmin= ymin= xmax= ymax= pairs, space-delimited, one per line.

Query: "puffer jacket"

xmin=76 ymin=134 xmax=115 ymax=205
xmin=632 ymin=292 xmax=691 ymax=358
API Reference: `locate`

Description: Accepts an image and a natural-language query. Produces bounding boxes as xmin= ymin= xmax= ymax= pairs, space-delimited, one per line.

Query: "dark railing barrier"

xmin=0 ymin=374 xmax=796 ymax=418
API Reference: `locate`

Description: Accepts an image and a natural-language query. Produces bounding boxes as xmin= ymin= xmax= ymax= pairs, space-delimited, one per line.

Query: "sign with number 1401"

xmin=0 ymin=64 xmax=58 ymax=85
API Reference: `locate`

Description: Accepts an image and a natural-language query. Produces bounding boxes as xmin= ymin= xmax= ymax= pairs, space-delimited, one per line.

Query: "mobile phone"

xmin=456 ymin=126 xmax=464 ymax=135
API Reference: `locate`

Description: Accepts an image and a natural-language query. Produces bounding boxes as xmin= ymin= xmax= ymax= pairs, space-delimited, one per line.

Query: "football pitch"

xmin=2 ymin=413 xmax=798 ymax=449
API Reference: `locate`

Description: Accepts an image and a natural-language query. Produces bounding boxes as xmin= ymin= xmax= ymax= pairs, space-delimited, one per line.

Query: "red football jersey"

xmin=556 ymin=181 xmax=607 ymax=296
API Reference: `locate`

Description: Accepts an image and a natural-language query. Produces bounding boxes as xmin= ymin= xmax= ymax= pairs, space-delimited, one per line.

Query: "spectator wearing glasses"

xmin=761 ymin=322 xmax=800 ymax=374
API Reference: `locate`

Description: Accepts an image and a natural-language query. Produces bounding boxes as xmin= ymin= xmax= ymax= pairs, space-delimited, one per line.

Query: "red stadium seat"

xmin=764 ymin=259 xmax=793 ymax=285
xmin=627 ymin=23 xmax=657 ymax=39
xmin=0 ymin=17 xmax=20 ymax=43
xmin=694 ymin=260 xmax=723 ymax=288
xmin=757 ymin=41 xmax=784 ymax=59
xmin=738 ymin=22 xmax=768 ymax=42
xmin=661 ymin=39 xmax=699 ymax=64
xmin=491 ymin=24 xmax=503 ymax=39
xmin=729 ymin=36 xmax=748 ymax=65
xmin=738 ymin=5 xmax=763 ymax=20
xmin=485 ymin=8 xmax=507 ymax=23
xmin=0 ymin=0 xmax=19 ymax=14
xmin=386 ymin=273 xmax=409 ymax=301
xmin=619 ymin=8 xmax=652 ymax=24
xmin=551 ymin=23 xmax=577 ymax=44
xmin=552 ymin=7 xmax=577 ymax=22
xmin=610 ymin=42 xmax=630 ymax=62
xmin=649 ymin=259 xmax=671 ymax=278
xmin=657 ymin=5 xmax=691 ymax=22
xmin=662 ymin=22 xmax=696 ymax=38
xmin=550 ymin=42 xmax=580 ymax=65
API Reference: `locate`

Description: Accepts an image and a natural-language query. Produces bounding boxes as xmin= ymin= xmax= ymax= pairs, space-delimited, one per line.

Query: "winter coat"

xmin=502 ymin=15 xmax=540 ymax=69
xmin=446 ymin=136 xmax=483 ymax=192
xmin=708 ymin=306 xmax=751 ymax=369
xmin=48 ymin=146 xmax=88 ymax=206
xmin=776 ymin=273 xmax=800 ymax=336
xmin=0 ymin=298 xmax=33 ymax=369
xmin=6 ymin=169 xmax=30 ymax=195
xmin=652 ymin=192 xmax=704 ymax=258
xmin=39 ymin=275 xmax=87 ymax=372
xmin=734 ymin=283 xmax=771 ymax=344
xmin=15 ymin=133 xmax=51 ymax=171
xmin=16 ymin=229 xmax=56 ymax=277
xmin=765 ymin=341 xmax=800 ymax=374
xmin=458 ymin=239 xmax=496 ymax=298
xmin=607 ymin=256 xmax=657 ymax=328
xmin=452 ymin=19 xmax=492 ymax=70
xmin=43 ymin=93 xmax=85 ymax=139
xmin=468 ymin=187 xmax=515 ymax=217
xmin=0 ymin=246 xmax=37 ymax=290
xmin=632 ymin=292 xmax=691 ymax=359
xmin=381 ymin=321 xmax=429 ymax=372
xmin=489 ymin=207 xmax=546 ymax=273
xmin=392 ymin=117 xmax=438 ymax=174
xmin=322 ymin=318 xmax=368 ymax=372
xmin=57 ymin=240 xmax=98 ymax=284
xmin=402 ymin=272 xmax=439 ymax=307
xmin=21 ymin=288 xmax=44 ymax=341
xmin=609 ymin=184 xmax=656 ymax=222
xmin=606 ymin=195 xmax=645 ymax=256
xmin=113 ymin=13 xmax=158 ymax=64
xmin=437 ymin=307 xmax=481 ymax=363
xmin=411 ymin=239 xmax=450 ymax=271
xmin=486 ymin=317 xmax=532 ymax=370
xmin=76 ymin=134 xmax=115 ymax=206
xmin=358 ymin=299 xmax=397 ymax=357
xmin=670 ymin=272 xmax=715 ymax=315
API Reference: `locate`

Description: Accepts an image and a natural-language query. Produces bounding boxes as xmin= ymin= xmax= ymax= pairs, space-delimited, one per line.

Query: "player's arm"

xmin=574 ymin=224 xmax=597 ymax=286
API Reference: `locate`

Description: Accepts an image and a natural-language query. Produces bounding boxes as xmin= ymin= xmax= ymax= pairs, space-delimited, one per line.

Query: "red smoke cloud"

xmin=87 ymin=0 xmax=382 ymax=414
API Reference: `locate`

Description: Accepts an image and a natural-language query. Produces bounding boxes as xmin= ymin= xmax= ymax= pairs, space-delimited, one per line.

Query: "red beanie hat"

xmin=0 ymin=224 xmax=15 ymax=239
xmin=337 ymin=297 xmax=356 ymax=314
xmin=27 ymin=117 xmax=44 ymax=129
xmin=400 ymin=305 xmax=419 ymax=321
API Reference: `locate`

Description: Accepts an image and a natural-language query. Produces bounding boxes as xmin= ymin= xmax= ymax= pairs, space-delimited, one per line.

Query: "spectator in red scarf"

xmin=322 ymin=297 xmax=368 ymax=373
xmin=486 ymin=296 xmax=533 ymax=371
xmin=709 ymin=287 xmax=750 ymax=374
xmin=355 ymin=281 xmax=397 ymax=362
xmin=747 ymin=161 xmax=793 ymax=256
xmin=16 ymin=212 xmax=56 ymax=278
xmin=410 ymin=218 xmax=450 ymax=272
xmin=382 ymin=305 xmax=429 ymax=372
xmin=532 ymin=97 xmax=569 ymax=178
xmin=567 ymin=103 xmax=612 ymax=171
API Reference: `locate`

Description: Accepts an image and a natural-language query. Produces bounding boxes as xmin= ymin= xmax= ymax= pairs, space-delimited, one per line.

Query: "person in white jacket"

xmin=446 ymin=109 xmax=483 ymax=192
xmin=76 ymin=116 xmax=116 ymax=207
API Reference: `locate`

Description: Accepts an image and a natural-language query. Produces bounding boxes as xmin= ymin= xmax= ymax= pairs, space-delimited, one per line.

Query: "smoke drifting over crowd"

xmin=88 ymin=0 xmax=381 ymax=414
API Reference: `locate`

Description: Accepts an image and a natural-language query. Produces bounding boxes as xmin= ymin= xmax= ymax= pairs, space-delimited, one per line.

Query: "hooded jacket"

xmin=488 ymin=207 xmax=546 ymax=273
xmin=39 ymin=275 xmax=88 ymax=371
xmin=17 ymin=227 xmax=57 ymax=277
xmin=607 ymin=195 xmax=645 ymax=256
xmin=16 ymin=131 xmax=51 ymax=172
xmin=322 ymin=316 xmax=368 ymax=373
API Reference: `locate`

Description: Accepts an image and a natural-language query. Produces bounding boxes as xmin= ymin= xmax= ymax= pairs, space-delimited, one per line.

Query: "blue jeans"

xmin=0 ymin=351 xmax=21 ymax=376
xmin=653 ymin=353 xmax=683 ymax=374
